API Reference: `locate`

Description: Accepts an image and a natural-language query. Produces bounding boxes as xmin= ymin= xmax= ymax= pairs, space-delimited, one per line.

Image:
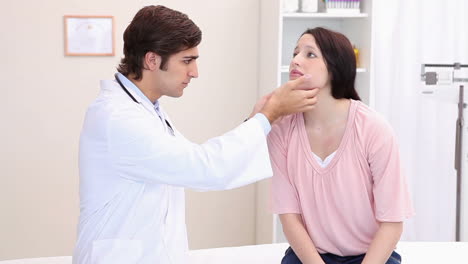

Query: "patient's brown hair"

xmin=302 ymin=27 xmax=360 ymax=100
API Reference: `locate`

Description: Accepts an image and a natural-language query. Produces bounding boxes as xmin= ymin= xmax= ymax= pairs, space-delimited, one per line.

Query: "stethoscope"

xmin=115 ymin=73 xmax=174 ymax=135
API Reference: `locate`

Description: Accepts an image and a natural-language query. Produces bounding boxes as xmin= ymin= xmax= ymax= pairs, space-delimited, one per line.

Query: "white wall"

xmin=0 ymin=0 xmax=261 ymax=260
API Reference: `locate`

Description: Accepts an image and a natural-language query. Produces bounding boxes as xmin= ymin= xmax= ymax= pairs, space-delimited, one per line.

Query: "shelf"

xmin=282 ymin=12 xmax=368 ymax=19
xmin=280 ymin=65 xmax=367 ymax=73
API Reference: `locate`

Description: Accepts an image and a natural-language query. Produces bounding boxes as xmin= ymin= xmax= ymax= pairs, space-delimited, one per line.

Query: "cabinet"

xmin=256 ymin=0 xmax=374 ymax=244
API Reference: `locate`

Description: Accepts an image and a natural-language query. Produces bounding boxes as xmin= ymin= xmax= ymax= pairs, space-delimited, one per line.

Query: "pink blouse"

xmin=268 ymin=100 xmax=414 ymax=256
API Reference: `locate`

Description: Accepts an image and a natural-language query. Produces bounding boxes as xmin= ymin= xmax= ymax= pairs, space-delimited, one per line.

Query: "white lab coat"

xmin=72 ymin=79 xmax=273 ymax=264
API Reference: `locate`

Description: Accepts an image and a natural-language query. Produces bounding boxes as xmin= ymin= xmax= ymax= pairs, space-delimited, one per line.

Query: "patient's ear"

xmin=144 ymin=51 xmax=161 ymax=71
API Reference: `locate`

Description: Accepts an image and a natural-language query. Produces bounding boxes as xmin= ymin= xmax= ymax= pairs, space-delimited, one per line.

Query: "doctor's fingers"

xmin=294 ymin=99 xmax=318 ymax=113
xmin=301 ymin=88 xmax=319 ymax=99
xmin=293 ymin=89 xmax=319 ymax=102
xmin=287 ymin=91 xmax=317 ymax=112
xmin=299 ymin=95 xmax=318 ymax=108
xmin=286 ymin=74 xmax=313 ymax=90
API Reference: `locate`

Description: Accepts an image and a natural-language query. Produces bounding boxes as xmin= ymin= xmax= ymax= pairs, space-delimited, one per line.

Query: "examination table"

xmin=1 ymin=242 xmax=467 ymax=263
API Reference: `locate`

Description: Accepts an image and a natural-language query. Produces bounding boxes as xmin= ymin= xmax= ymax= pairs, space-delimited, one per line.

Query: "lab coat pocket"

xmin=91 ymin=239 xmax=142 ymax=264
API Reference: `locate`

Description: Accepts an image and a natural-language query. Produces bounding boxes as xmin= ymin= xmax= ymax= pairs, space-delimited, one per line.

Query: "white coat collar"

xmin=111 ymin=73 xmax=160 ymax=116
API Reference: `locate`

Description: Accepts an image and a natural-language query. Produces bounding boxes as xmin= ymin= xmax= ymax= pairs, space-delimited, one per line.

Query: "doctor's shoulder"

xmin=82 ymin=92 xmax=143 ymax=133
xmin=85 ymin=93 xmax=133 ymax=118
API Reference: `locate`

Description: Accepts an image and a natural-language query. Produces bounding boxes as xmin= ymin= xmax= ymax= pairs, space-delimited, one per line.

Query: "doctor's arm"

xmin=109 ymin=112 xmax=269 ymax=190
xmin=108 ymin=75 xmax=318 ymax=190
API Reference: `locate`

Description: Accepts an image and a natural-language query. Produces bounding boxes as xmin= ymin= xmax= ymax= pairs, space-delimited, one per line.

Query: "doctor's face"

xmin=155 ymin=47 xmax=199 ymax=98
xmin=290 ymin=34 xmax=330 ymax=90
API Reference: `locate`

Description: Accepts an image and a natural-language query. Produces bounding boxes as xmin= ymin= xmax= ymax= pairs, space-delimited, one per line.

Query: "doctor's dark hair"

xmin=117 ymin=5 xmax=202 ymax=80
xmin=302 ymin=27 xmax=360 ymax=100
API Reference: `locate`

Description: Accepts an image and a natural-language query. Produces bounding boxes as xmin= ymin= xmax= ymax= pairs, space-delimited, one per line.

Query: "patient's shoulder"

xmin=268 ymin=113 xmax=300 ymax=145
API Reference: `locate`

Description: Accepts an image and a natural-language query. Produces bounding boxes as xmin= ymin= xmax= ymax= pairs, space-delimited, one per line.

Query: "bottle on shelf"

xmin=353 ymin=45 xmax=360 ymax=68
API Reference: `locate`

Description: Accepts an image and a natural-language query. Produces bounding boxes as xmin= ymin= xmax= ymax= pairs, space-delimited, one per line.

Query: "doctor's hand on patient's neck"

xmin=259 ymin=74 xmax=319 ymax=124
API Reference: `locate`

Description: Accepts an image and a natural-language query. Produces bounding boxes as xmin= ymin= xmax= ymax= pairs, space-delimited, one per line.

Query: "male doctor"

xmin=73 ymin=5 xmax=318 ymax=264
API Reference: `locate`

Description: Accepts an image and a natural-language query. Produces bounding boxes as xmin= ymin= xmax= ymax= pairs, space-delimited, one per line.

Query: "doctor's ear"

xmin=144 ymin=52 xmax=161 ymax=71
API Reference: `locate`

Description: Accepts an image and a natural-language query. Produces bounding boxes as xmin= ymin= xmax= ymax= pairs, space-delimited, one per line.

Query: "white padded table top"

xmin=1 ymin=242 xmax=467 ymax=263
xmin=188 ymin=242 xmax=468 ymax=264
xmin=0 ymin=257 xmax=71 ymax=264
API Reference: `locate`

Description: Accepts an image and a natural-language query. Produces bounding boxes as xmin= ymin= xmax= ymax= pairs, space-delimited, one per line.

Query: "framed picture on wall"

xmin=64 ymin=15 xmax=115 ymax=56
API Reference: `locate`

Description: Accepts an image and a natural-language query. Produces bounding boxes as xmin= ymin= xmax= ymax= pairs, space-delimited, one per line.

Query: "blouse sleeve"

xmin=367 ymin=115 xmax=415 ymax=222
xmin=268 ymin=119 xmax=301 ymax=214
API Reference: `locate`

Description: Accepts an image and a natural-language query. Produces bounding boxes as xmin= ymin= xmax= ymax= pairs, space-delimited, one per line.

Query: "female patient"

xmin=268 ymin=27 xmax=414 ymax=264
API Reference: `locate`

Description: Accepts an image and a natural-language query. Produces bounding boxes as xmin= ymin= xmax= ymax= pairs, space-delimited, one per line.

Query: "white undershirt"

xmin=312 ymin=151 xmax=337 ymax=168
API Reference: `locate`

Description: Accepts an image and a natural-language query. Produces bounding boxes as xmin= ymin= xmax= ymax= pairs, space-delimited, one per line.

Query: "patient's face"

xmin=289 ymin=34 xmax=330 ymax=90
